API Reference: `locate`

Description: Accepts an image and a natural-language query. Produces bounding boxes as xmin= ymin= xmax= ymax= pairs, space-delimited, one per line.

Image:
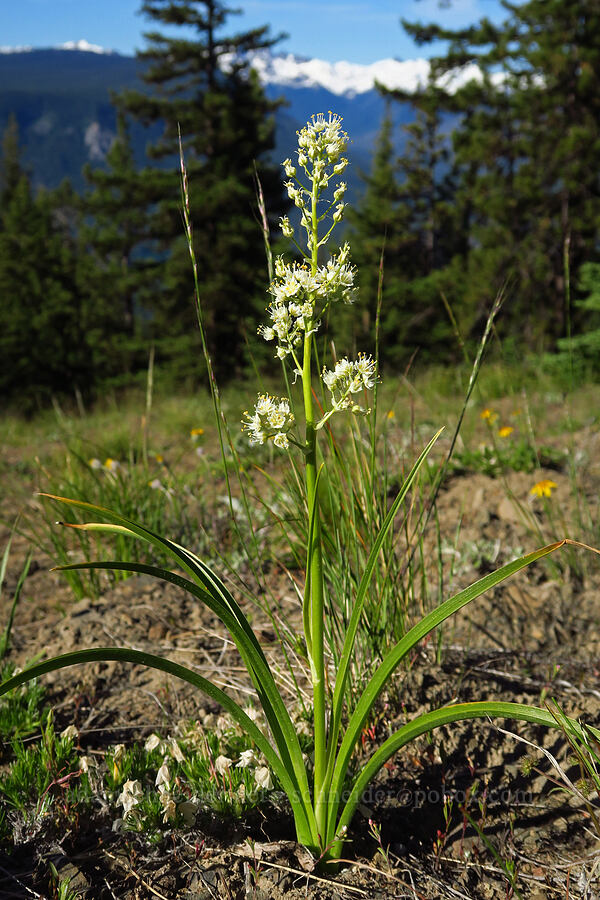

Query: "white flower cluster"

xmin=297 ymin=111 xmax=348 ymax=167
xmin=281 ymin=112 xmax=350 ymax=246
xmin=242 ymin=394 xmax=295 ymax=449
xmin=260 ymin=246 xmax=357 ymax=360
xmin=323 ymin=354 xmax=377 ymax=412
xmin=260 ymin=259 xmax=317 ymax=358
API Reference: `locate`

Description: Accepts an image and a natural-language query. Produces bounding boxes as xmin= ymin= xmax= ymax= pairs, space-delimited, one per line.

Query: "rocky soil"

xmin=1 ymin=423 xmax=600 ymax=899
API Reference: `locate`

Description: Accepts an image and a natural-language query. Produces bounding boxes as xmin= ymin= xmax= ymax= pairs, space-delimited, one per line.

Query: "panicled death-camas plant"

xmin=1 ymin=113 xmax=598 ymax=866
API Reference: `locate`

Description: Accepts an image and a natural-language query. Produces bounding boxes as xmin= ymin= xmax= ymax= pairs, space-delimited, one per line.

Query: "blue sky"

xmin=2 ymin=0 xmax=507 ymax=64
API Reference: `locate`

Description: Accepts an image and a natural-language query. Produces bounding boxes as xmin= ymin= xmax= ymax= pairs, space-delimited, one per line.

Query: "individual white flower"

xmin=214 ymin=755 xmax=233 ymax=775
xmin=282 ymin=158 xmax=296 ymax=177
xmin=144 ymin=733 xmax=165 ymax=753
xmin=88 ymin=457 xmax=102 ymax=469
xmin=236 ymin=749 xmax=257 ymax=769
xmin=215 ymin=715 xmax=231 ymax=735
xmin=169 ymin=739 xmax=185 ymax=763
xmin=280 ymin=216 xmax=294 ymax=238
xmin=117 ymin=779 xmax=143 ymax=816
xmin=61 ymin=724 xmax=78 ymax=741
xmin=155 ymin=762 xmax=171 ymax=792
xmin=254 ymin=766 xmax=274 ymax=791
xmin=160 ymin=791 xmax=177 ymax=823
xmin=333 ymin=202 xmax=346 ymax=223
xmin=79 ymin=755 xmax=96 ymax=773
xmin=273 ymin=432 xmax=290 ymax=449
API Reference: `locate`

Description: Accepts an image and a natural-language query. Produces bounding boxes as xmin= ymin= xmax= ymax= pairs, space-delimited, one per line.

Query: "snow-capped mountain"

xmin=248 ymin=51 xmax=432 ymax=96
xmin=0 ymin=46 xmax=434 ymax=190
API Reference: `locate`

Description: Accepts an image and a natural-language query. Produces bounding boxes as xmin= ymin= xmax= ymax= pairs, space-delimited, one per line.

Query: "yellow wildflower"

xmin=480 ymin=408 xmax=498 ymax=424
xmin=155 ymin=453 xmax=164 ymax=464
xmin=386 ymin=410 xmax=395 ymax=420
xmin=190 ymin=427 xmax=204 ymax=438
xmin=498 ymin=426 xmax=514 ymax=438
xmin=530 ymin=479 xmax=557 ymax=498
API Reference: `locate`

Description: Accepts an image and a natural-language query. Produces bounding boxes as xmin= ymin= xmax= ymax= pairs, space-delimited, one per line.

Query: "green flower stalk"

xmin=246 ymin=113 xmax=374 ymax=839
xmin=1 ymin=113 xmax=599 ymax=868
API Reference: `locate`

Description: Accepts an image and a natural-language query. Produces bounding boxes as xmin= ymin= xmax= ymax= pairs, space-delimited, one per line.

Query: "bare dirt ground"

xmin=1 ymin=423 xmax=600 ymax=899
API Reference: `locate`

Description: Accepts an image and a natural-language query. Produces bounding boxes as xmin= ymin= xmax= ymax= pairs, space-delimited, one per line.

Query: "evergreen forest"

xmin=2 ymin=0 xmax=600 ymax=409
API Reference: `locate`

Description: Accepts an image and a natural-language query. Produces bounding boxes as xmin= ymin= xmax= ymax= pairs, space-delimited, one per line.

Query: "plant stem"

xmin=303 ymin=178 xmax=327 ymax=844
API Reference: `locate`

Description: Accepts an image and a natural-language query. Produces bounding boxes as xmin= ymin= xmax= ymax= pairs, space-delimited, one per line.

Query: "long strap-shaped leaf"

xmin=325 ymin=430 xmax=443 ymax=784
xmin=0 ymin=647 xmax=313 ymax=846
xmin=328 ymin=699 xmax=600 ymax=858
xmin=56 ymin=558 xmax=293 ymax=767
xmin=39 ymin=494 xmax=316 ymax=843
xmin=325 ymin=539 xmax=566 ymax=843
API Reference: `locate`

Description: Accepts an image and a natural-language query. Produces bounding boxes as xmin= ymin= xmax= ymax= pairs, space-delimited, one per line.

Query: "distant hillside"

xmin=0 ymin=48 xmax=418 ymax=194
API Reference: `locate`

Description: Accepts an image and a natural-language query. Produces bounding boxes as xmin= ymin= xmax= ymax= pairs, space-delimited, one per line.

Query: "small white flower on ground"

xmin=215 ymin=755 xmax=233 ymax=775
xmin=160 ymin=791 xmax=177 ymax=823
xmin=79 ymin=755 xmax=96 ymax=773
xmin=236 ymin=749 xmax=257 ymax=768
xmin=117 ymin=779 xmax=143 ymax=815
xmin=169 ymin=738 xmax=185 ymax=763
xmin=155 ymin=762 xmax=171 ymax=791
xmin=61 ymin=724 xmax=78 ymax=741
xmin=144 ymin=733 xmax=165 ymax=753
xmin=254 ymin=766 xmax=274 ymax=790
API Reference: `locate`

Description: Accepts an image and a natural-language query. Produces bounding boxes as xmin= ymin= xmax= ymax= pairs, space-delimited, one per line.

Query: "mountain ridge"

xmin=0 ymin=47 xmax=420 ymax=192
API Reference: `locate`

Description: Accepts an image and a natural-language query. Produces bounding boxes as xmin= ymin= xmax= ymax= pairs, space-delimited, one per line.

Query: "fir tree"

xmin=117 ymin=0 xmax=287 ymax=381
xmin=81 ymin=112 xmax=159 ymax=385
xmin=0 ymin=174 xmax=90 ymax=407
xmin=403 ymin=0 xmax=600 ymax=348
xmin=346 ymin=109 xmax=409 ymax=367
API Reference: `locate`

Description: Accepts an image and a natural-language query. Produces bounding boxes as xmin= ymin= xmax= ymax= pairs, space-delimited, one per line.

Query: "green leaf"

xmin=325 ymin=539 xmax=565 ymax=843
xmin=330 ymin=699 xmax=600 ymax=853
xmin=41 ymin=495 xmax=317 ymax=845
xmin=324 ymin=429 xmax=443 ymax=796
xmin=0 ymin=647 xmax=314 ymax=847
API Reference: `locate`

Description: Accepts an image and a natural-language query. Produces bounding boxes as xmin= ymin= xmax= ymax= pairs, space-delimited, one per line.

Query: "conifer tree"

xmin=345 ymin=109 xmax=406 ymax=364
xmin=81 ymin=112 xmax=159 ymax=384
xmin=403 ymin=0 xmax=600 ymax=347
xmin=0 ymin=114 xmax=25 ymax=207
xmin=117 ymin=0 xmax=287 ymax=380
xmin=0 ymin=172 xmax=90 ymax=406
xmin=349 ymin=89 xmax=461 ymax=369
